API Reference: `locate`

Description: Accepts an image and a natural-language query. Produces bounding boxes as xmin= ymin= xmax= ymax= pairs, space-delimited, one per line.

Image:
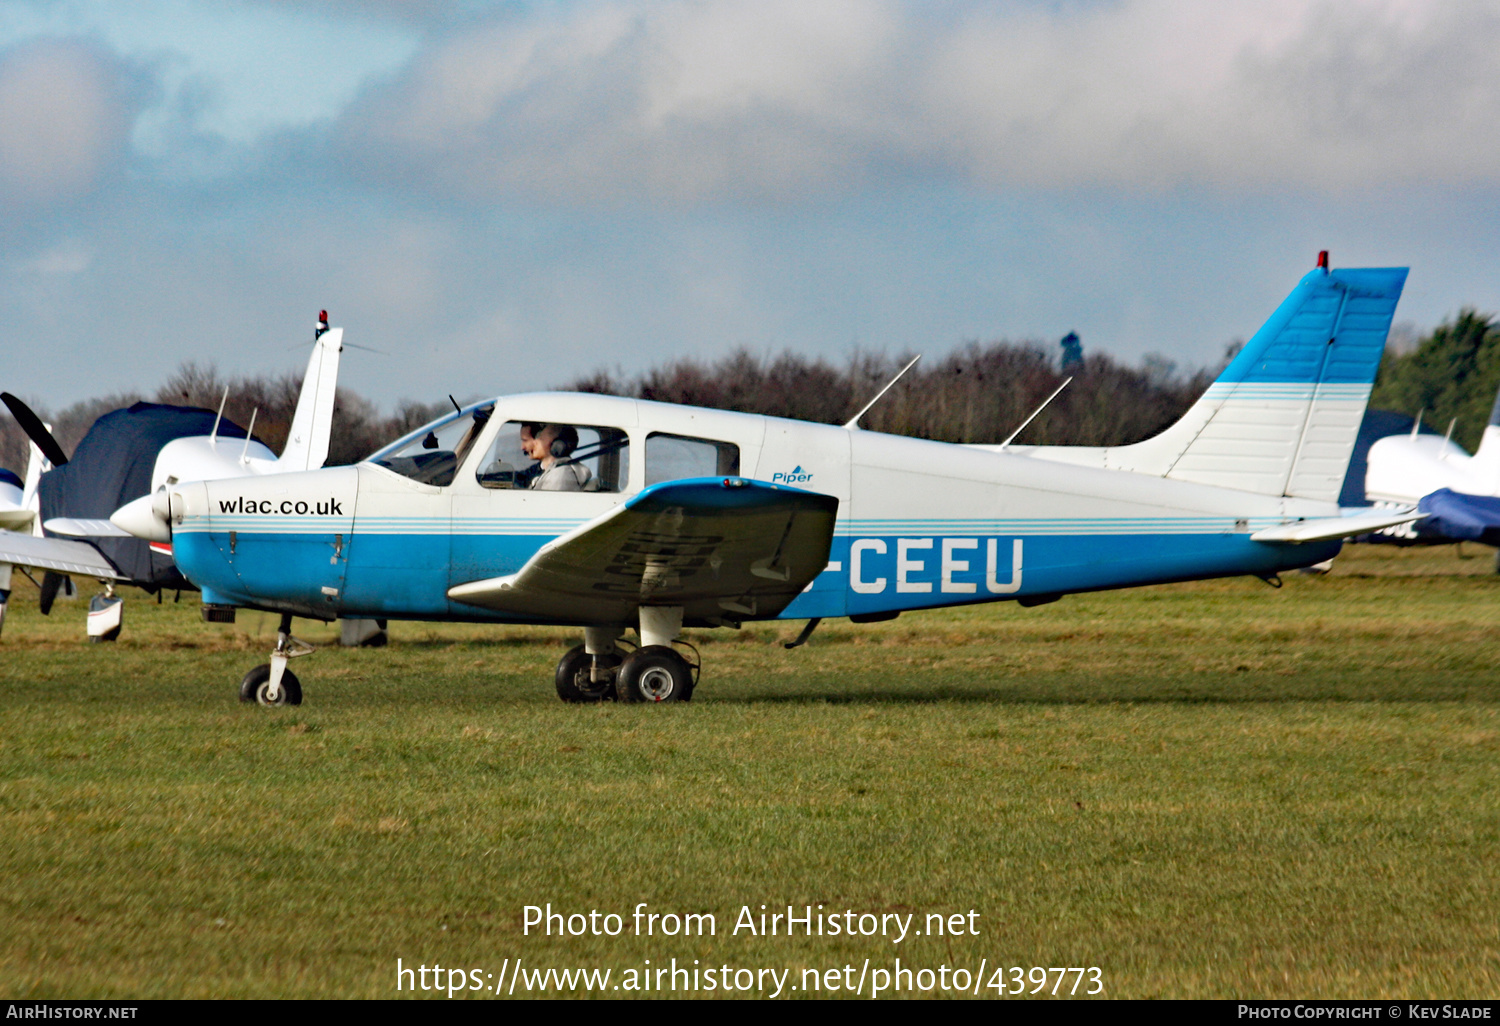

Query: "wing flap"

xmin=448 ymin=477 xmax=838 ymax=624
xmin=0 ymin=533 xmax=124 ymax=578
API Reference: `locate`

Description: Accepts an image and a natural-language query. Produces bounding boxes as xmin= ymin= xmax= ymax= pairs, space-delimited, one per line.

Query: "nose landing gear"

xmin=240 ymin=613 xmax=314 ymax=706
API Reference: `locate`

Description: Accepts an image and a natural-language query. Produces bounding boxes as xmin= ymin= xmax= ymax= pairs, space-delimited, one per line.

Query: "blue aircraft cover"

xmin=37 ymin=402 xmax=250 ymax=589
xmin=1415 ymin=488 xmax=1500 ymax=543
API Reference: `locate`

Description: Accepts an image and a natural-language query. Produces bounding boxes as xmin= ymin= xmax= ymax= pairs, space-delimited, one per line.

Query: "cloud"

xmin=0 ymin=38 xmax=135 ymax=207
xmin=14 ymin=237 xmax=95 ymax=275
xmin=337 ymin=0 xmax=1500 ymax=206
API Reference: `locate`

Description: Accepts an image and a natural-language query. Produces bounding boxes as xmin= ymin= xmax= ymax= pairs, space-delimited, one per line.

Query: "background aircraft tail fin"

xmin=1467 ymin=379 xmax=1500 ymax=489
xmin=279 ymin=327 xmax=343 ymax=472
xmin=22 ymin=434 xmax=52 ymax=536
xmin=1109 ymin=261 xmax=1408 ymax=501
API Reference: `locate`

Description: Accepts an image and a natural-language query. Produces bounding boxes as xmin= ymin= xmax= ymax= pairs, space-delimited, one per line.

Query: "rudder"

xmin=1113 ymin=261 xmax=1407 ymax=500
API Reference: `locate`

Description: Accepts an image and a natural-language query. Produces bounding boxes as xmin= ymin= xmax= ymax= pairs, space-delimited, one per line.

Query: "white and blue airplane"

xmin=1363 ymin=383 xmax=1500 ymax=554
xmin=113 ymin=256 xmax=1420 ymax=706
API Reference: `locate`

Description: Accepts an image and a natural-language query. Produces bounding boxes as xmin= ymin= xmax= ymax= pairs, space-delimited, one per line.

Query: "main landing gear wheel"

xmin=240 ymin=663 xmax=303 ymax=706
xmin=615 ymin=645 xmax=694 ymax=703
xmin=555 ymin=645 xmax=622 ymax=703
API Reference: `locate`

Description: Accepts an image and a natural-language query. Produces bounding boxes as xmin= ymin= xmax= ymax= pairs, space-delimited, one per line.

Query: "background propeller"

xmin=1 ymin=392 xmax=68 ymax=467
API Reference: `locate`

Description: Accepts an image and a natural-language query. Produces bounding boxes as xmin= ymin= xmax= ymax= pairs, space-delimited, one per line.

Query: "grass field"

xmin=1 ymin=543 xmax=1497 ymax=999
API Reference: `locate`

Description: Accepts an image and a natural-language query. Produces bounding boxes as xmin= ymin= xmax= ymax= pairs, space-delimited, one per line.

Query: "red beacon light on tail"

xmin=315 ymin=310 xmax=330 ymax=339
xmin=1317 ymin=250 xmax=1329 ymax=271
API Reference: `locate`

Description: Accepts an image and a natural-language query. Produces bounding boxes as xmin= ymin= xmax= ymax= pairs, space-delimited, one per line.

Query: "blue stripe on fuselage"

xmin=177 ymin=527 xmax=1339 ymax=623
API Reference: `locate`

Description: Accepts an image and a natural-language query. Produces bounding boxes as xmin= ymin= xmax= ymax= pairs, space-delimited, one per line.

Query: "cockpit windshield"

xmin=367 ymin=402 xmax=494 ymax=486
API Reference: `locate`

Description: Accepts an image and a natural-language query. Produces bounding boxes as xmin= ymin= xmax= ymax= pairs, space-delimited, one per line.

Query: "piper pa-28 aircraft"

xmin=113 ymin=256 xmax=1419 ymax=706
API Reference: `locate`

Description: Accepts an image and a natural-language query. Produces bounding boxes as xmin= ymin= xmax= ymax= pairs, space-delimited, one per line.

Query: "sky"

xmin=2 ymin=0 xmax=1500 ymax=412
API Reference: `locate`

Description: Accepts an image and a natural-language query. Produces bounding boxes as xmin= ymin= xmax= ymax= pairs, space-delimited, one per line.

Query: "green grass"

xmin=1 ymin=543 xmax=1497 ymax=999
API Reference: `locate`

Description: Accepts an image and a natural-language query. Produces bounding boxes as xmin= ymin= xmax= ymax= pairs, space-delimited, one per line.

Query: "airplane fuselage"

xmin=167 ymin=392 xmax=1340 ymax=626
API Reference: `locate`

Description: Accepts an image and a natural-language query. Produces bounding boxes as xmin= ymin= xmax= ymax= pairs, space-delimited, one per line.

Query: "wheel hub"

xmin=637 ymin=666 xmax=676 ymax=701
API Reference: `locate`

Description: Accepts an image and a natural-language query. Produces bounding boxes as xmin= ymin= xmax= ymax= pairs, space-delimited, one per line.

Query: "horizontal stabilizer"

xmin=44 ymin=517 xmax=134 ymax=538
xmin=0 ymin=533 xmax=124 ymax=578
xmin=1250 ymin=508 xmax=1423 ymax=543
xmin=449 ymin=477 xmax=838 ymax=624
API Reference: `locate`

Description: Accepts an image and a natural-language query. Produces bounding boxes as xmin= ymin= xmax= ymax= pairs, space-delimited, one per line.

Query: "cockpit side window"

xmin=644 ymin=433 xmax=740 ymax=486
xmin=476 ymin=421 xmax=630 ymax=492
xmin=368 ymin=404 xmax=493 ymax=487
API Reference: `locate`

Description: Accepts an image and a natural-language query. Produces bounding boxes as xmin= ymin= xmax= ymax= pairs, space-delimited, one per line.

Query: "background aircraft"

xmin=0 ymin=409 xmax=123 ymax=639
xmin=1363 ymin=383 xmax=1500 ymax=561
xmin=0 ymin=314 xmax=360 ymax=641
xmin=115 ymin=256 xmax=1418 ymax=707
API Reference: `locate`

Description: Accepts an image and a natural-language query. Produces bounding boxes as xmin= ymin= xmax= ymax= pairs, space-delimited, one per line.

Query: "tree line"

xmin=569 ymin=343 xmax=1219 ymax=446
xmin=1369 ymin=309 xmax=1500 ymax=454
xmin=6 ymin=311 xmax=1496 ymax=479
xmin=0 ymin=364 xmax=447 ymax=477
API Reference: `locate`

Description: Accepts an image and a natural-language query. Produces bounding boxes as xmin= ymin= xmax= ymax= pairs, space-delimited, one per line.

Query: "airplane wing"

xmin=448 ymin=477 xmax=839 ymax=624
xmin=1250 ymin=508 xmax=1423 ymax=543
xmin=0 ymin=532 xmax=125 ymax=578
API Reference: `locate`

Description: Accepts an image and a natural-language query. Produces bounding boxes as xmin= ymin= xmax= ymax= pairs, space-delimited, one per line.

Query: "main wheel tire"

xmin=555 ymin=645 xmax=622 ymax=703
xmin=615 ymin=645 xmax=693 ymax=703
xmin=239 ymin=663 xmax=304 ymax=706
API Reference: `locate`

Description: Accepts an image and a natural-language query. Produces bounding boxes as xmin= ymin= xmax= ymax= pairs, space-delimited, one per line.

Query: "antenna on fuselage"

xmin=209 ymin=386 xmax=230 ymax=446
xmin=240 ymin=408 xmax=258 ymax=465
xmin=1411 ymin=410 xmax=1424 ymax=440
xmin=842 ymin=355 xmax=921 ymax=430
xmin=1442 ymin=417 xmax=1457 ymax=459
xmin=1000 ymin=376 xmax=1073 ymax=448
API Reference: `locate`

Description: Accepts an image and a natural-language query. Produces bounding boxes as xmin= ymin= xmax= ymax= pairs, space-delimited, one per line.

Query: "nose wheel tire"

xmin=555 ymin=645 xmax=623 ymax=703
xmin=239 ymin=663 xmax=303 ymax=706
xmin=615 ymin=645 xmax=693 ymax=703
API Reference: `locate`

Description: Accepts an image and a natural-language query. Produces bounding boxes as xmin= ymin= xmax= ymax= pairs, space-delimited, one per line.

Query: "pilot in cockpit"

xmin=520 ymin=422 xmax=593 ymax=491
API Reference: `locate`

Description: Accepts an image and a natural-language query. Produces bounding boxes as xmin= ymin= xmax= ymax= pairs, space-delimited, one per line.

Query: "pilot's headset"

xmin=549 ymin=424 xmax=579 ymax=460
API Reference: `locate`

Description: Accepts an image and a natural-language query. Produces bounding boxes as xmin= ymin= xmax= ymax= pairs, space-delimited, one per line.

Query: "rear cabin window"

xmin=644 ymin=433 xmax=740 ymax=486
xmin=476 ymin=421 xmax=630 ymax=492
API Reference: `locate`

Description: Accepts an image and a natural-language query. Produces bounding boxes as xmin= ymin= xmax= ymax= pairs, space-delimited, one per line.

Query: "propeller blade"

xmin=1 ymin=392 xmax=67 ymax=467
xmin=38 ymin=571 xmax=64 ymax=616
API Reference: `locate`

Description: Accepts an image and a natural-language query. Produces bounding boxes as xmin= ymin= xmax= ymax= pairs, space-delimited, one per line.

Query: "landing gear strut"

xmin=240 ymin=613 xmax=314 ymax=706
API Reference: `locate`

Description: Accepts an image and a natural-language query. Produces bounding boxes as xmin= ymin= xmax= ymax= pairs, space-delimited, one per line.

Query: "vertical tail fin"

xmin=1467 ymin=380 xmax=1500 ymax=490
xmin=1107 ymin=263 xmax=1408 ymax=500
xmin=279 ymin=327 xmax=343 ymax=472
xmin=22 ymin=433 xmax=51 ymax=536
